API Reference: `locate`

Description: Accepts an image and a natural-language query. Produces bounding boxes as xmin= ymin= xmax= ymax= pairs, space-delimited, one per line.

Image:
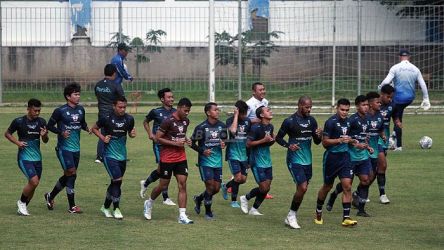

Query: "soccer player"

xmin=5 ymin=98 xmax=49 ymax=216
xmin=240 ymin=106 xmax=274 ymax=216
xmin=276 ymin=96 xmax=322 ymax=229
xmin=314 ymin=98 xmax=357 ymax=227
xmin=378 ymin=49 xmax=430 ymax=151
xmin=143 ymin=98 xmax=194 ymax=224
xmin=94 ymin=64 xmax=124 ymax=163
xmin=191 ymin=102 xmax=227 ymax=220
xmin=44 ymin=83 xmax=89 ymax=213
xmin=92 ymin=96 xmax=135 ymax=219
xmin=111 ymin=43 xmax=133 ymax=87
xmin=223 ymin=100 xmax=251 ymax=208
xmin=139 ymin=88 xmax=176 ymax=206
xmin=377 ymin=85 xmax=400 ymax=204
xmin=326 ymin=95 xmax=373 ymax=217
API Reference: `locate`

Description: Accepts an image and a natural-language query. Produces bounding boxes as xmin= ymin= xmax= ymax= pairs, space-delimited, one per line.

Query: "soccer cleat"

xmin=379 ymin=194 xmax=390 ymax=204
xmin=326 ymin=193 xmax=337 ymax=212
xmin=227 ymin=187 xmax=232 ymax=193
xmin=230 ymin=201 xmax=240 ymax=208
xmin=221 ymin=183 xmax=228 ymax=200
xmin=100 ymin=206 xmax=113 ymax=218
xmin=352 ymin=192 xmax=359 ymax=208
xmin=193 ymin=195 xmax=202 ymax=215
xmin=139 ymin=180 xmax=147 ymax=199
xmin=240 ymin=195 xmax=249 ymax=214
xmin=393 ymin=147 xmax=403 ymax=152
xmin=178 ymin=215 xmax=194 ymax=224
xmin=356 ymin=210 xmax=371 ymax=217
xmin=366 ymin=198 xmax=371 ymax=203
xmin=314 ymin=210 xmax=323 ymax=225
xmin=143 ymin=200 xmax=152 ymax=220
xmin=68 ymin=205 xmax=82 ymax=214
xmin=163 ymin=198 xmax=176 ymax=206
xmin=205 ymin=212 xmax=215 ymax=221
xmin=342 ymin=217 xmax=358 ymax=227
xmin=113 ymin=208 xmax=123 ymax=220
xmin=248 ymin=207 xmax=263 ymax=216
xmin=17 ymin=200 xmax=30 ymax=216
xmin=265 ymin=193 xmax=274 ymax=199
xmin=44 ymin=192 xmax=54 ymax=210
xmin=94 ymin=158 xmax=102 ymax=164
xmin=285 ymin=215 xmax=301 ymax=229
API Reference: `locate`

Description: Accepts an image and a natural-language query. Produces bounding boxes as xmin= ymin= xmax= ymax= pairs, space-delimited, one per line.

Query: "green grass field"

xmin=0 ymin=107 xmax=443 ymax=249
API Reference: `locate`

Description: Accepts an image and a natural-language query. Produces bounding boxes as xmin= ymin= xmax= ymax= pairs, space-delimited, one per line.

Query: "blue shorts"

xmin=288 ymin=163 xmax=312 ymax=185
xmin=252 ymin=166 xmax=273 ymax=184
xmin=103 ymin=157 xmax=127 ymax=180
xmin=228 ymin=160 xmax=248 ymax=176
xmin=370 ymin=157 xmax=378 ymax=173
xmin=199 ymin=166 xmax=222 ymax=182
xmin=351 ymin=159 xmax=371 ymax=176
xmin=323 ymin=151 xmax=353 ymax=185
xmin=56 ymin=148 xmax=80 ymax=171
xmin=152 ymin=143 xmax=161 ymax=164
xmin=18 ymin=160 xmax=42 ymax=180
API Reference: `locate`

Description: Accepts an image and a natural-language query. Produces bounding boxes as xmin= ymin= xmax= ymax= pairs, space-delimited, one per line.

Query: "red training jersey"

xmin=158 ymin=113 xmax=189 ymax=163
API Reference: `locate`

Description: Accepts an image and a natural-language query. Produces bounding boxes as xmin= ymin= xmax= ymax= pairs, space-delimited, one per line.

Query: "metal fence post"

xmin=238 ymin=0 xmax=242 ymax=100
xmin=357 ymin=0 xmax=362 ymax=95
xmin=0 ymin=1 xmax=3 ymax=104
xmin=331 ymin=0 xmax=336 ymax=109
xmin=118 ymin=0 xmax=122 ymax=43
xmin=209 ymin=0 xmax=215 ymax=102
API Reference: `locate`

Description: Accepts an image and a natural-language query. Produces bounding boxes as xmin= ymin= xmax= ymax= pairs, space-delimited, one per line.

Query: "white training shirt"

xmin=246 ymin=96 xmax=269 ymax=121
xmin=379 ymin=60 xmax=429 ymax=104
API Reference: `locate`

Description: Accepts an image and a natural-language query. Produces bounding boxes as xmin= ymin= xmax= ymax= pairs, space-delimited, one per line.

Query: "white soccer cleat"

xmin=113 ymin=208 xmax=124 ymax=220
xmin=285 ymin=214 xmax=301 ymax=229
xmin=17 ymin=200 xmax=30 ymax=216
xmin=139 ymin=180 xmax=147 ymax=199
xmin=248 ymin=207 xmax=263 ymax=216
xmin=366 ymin=198 xmax=370 ymax=203
xmin=163 ymin=198 xmax=176 ymax=206
xmin=100 ymin=206 xmax=113 ymax=218
xmin=178 ymin=215 xmax=194 ymax=224
xmin=143 ymin=200 xmax=153 ymax=220
xmin=379 ymin=194 xmax=390 ymax=204
xmin=240 ymin=195 xmax=249 ymax=214
xmin=393 ymin=147 xmax=403 ymax=152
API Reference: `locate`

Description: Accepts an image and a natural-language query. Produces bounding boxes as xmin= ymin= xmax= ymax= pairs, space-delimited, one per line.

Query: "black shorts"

xmin=159 ymin=160 xmax=188 ymax=179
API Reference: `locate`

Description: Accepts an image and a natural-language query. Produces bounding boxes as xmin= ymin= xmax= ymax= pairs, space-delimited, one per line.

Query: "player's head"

xmin=27 ymin=98 xmax=42 ymax=119
xmin=366 ymin=91 xmax=381 ymax=111
xmin=64 ymin=83 xmax=81 ymax=105
xmin=104 ymin=64 xmax=117 ymax=79
xmin=297 ymin=96 xmax=312 ymax=117
xmin=235 ymin=100 xmax=249 ymax=119
xmin=204 ymin=102 xmax=219 ymax=119
xmin=158 ymin=88 xmax=174 ymax=108
xmin=380 ymin=85 xmax=394 ymax=105
xmin=256 ymin=105 xmax=272 ymax=120
xmin=177 ymin=97 xmax=192 ymax=119
xmin=336 ymin=98 xmax=350 ymax=119
xmin=113 ymin=95 xmax=127 ymax=116
xmin=399 ymin=48 xmax=410 ymax=60
xmin=354 ymin=95 xmax=369 ymax=115
xmin=251 ymin=82 xmax=266 ymax=100
xmin=117 ymin=43 xmax=130 ymax=57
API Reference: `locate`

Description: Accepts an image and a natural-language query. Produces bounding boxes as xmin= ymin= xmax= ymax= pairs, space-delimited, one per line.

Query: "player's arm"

xmin=275 ymin=120 xmax=290 ymax=148
xmin=46 ymin=108 xmax=62 ymax=135
xmin=91 ymin=119 xmax=111 ymax=143
xmin=311 ymin=118 xmax=322 ymax=145
xmin=4 ymin=120 xmax=27 ymax=148
xmin=190 ymin=126 xmax=205 ymax=154
xmin=128 ymin=116 xmax=136 ymax=138
xmin=418 ymin=71 xmax=431 ymax=110
xmin=322 ymin=121 xmax=352 ymax=148
xmin=228 ymin=108 xmax=239 ymax=134
xmin=247 ymin=129 xmax=274 ymax=148
xmin=113 ymin=57 xmax=133 ymax=81
xmin=144 ymin=110 xmax=156 ymax=141
xmin=80 ymin=108 xmax=90 ymax=133
xmin=40 ymin=120 xmax=49 ymax=144
xmin=378 ymin=67 xmax=395 ymax=90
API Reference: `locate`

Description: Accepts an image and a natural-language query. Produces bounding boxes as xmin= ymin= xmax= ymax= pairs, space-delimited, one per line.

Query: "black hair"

xmin=251 ymin=82 xmax=264 ymax=91
xmin=354 ymin=95 xmax=368 ymax=105
xmin=380 ymin=85 xmax=395 ymax=95
xmin=255 ymin=105 xmax=266 ymax=119
xmin=63 ymin=83 xmax=81 ymax=100
xmin=178 ymin=97 xmax=192 ymax=108
xmin=113 ymin=95 xmax=127 ymax=105
xmin=337 ymin=98 xmax=350 ymax=107
xmin=204 ymin=102 xmax=218 ymax=116
xmin=28 ymin=98 xmax=42 ymax=108
xmin=298 ymin=96 xmax=312 ymax=105
xmin=104 ymin=64 xmax=117 ymax=77
xmin=366 ymin=91 xmax=380 ymax=101
xmin=235 ymin=100 xmax=249 ymax=115
xmin=157 ymin=88 xmax=172 ymax=99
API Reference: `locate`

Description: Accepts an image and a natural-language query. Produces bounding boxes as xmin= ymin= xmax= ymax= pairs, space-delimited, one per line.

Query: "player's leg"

xmin=354 ymin=160 xmax=371 ymax=217
xmin=339 ymin=156 xmax=357 ymax=226
xmin=285 ymin=164 xmax=310 ymax=229
xmin=65 ymin=152 xmax=80 ymax=213
xmin=249 ymin=168 xmax=272 ymax=215
xmin=174 ymin=161 xmax=193 ymax=224
xmin=95 ymin=128 xmax=105 ymax=163
xmin=225 ymin=160 xmax=247 ymax=204
xmin=393 ymin=102 xmax=410 ymax=150
xmin=377 ymin=150 xmax=390 ymax=204
xmin=17 ymin=160 xmax=40 ymax=215
xmin=315 ymin=152 xmax=335 ymax=224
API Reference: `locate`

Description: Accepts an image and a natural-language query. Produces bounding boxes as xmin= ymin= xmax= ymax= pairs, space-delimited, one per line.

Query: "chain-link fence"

xmin=1 ymin=1 xmax=443 ymax=106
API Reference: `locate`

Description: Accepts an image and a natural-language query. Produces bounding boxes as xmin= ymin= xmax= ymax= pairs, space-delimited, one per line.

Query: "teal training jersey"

xmin=248 ymin=123 xmax=274 ymax=168
xmin=348 ymin=113 xmax=370 ymax=161
xmin=7 ymin=116 xmax=47 ymax=161
xmin=191 ymin=120 xmax=228 ymax=168
xmin=366 ymin=112 xmax=384 ymax=158
xmin=225 ymin=116 xmax=251 ymax=162
xmin=323 ymin=114 xmax=351 ymax=153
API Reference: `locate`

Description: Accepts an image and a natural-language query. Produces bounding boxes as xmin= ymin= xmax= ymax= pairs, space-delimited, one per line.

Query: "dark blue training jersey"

xmin=323 ymin=114 xmax=351 ymax=153
xmin=7 ymin=116 xmax=47 ymax=161
xmin=366 ymin=112 xmax=384 ymax=158
xmin=248 ymin=123 xmax=274 ymax=168
xmin=225 ymin=116 xmax=251 ymax=162
xmin=191 ymin=120 xmax=228 ymax=168
xmin=47 ymin=104 xmax=88 ymax=152
xmin=276 ymin=113 xmax=320 ymax=165
xmin=97 ymin=113 xmax=135 ymax=161
xmin=379 ymin=102 xmax=394 ymax=149
xmin=145 ymin=107 xmax=176 ymax=136
xmin=348 ymin=113 xmax=370 ymax=161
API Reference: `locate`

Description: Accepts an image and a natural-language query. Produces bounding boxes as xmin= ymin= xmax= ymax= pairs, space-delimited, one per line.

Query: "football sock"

xmin=230 ymin=181 xmax=240 ymax=202
xmin=49 ymin=175 xmax=67 ymax=200
xmin=20 ymin=193 xmax=28 ymax=203
xmin=252 ymin=192 xmax=266 ymax=209
xmin=246 ymin=187 xmax=260 ymax=200
xmin=333 ymin=182 xmax=343 ymax=195
xmin=179 ymin=208 xmax=186 ymax=217
xmin=316 ymin=198 xmax=324 ymax=212
xmin=357 ymin=184 xmax=369 ymax=212
xmin=204 ymin=195 xmax=213 ymax=215
xmin=66 ymin=174 xmax=77 ymax=208
xmin=111 ymin=180 xmax=122 ymax=209
xmin=343 ymin=202 xmax=351 ymax=218
xmin=377 ymin=173 xmax=386 ymax=196
xmin=162 ymin=188 xmax=169 ymax=201
xmin=104 ymin=183 xmax=112 ymax=209
xmin=144 ymin=169 xmax=159 ymax=187
xmin=290 ymin=198 xmax=301 ymax=212
xmin=226 ymin=180 xmax=233 ymax=188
